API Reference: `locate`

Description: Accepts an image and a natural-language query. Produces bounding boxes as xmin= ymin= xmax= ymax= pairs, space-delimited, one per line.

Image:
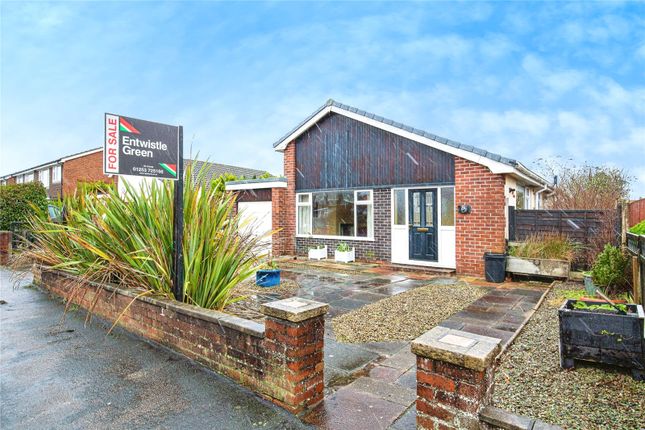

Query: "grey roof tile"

xmin=185 ymin=159 xmax=268 ymax=185
xmin=271 ymin=99 xmax=523 ymax=169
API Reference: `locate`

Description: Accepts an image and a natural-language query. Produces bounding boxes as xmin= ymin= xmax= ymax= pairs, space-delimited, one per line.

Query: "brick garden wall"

xmin=62 ymin=151 xmax=116 ymax=197
xmin=39 ymin=268 xmax=326 ymax=414
xmin=454 ymin=157 xmax=506 ymax=276
xmin=295 ymin=188 xmax=391 ymax=262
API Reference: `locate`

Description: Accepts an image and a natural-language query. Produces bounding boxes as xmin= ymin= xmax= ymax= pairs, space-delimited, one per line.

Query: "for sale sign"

xmin=104 ymin=114 xmax=180 ymax=180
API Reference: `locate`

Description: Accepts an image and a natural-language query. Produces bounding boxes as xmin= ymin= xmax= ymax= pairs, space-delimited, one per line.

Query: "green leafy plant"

xmin=310 ymin=244 xmax=325 ymax=250
xmin=508 ymin=234 xmax=579 ymax=261
xmin=590 ymin=244 xmax=630 ymax=293
xmin=572 ymin=301 xmax=628 ymax=313
xmin=629 ymin=220 xmax=645 ymax=235
xmin=336 ymin=242 xmax=351 ymax=252
xmin=0 ymin=182 xmax=48 ymax=230
xmin=21 ymin=163 xmax=268 ymax=310
xmin=76 ymin=180 xmax=115 ymax=196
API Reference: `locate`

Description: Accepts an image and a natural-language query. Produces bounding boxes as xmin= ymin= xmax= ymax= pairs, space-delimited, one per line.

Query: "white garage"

xmin=238 ymin=200 xmax=272 ymax=247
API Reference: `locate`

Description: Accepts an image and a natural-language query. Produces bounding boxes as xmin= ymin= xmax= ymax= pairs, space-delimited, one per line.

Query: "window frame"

xmin=296 ymin=189 xmax=374 ymax=241
xmin=24 ymin=172 xmax=34 ymax=183
xmin=39 ymin=168 xmax=50 ymax=188
xmin=52 ymin=165 xmax=62 ymax=184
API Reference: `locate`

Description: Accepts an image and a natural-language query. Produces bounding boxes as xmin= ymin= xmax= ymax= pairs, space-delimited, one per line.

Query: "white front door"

xmin=390 ymin=187 xmax=456 ymax=269
xmin=238 ymin=201 xmax=272 ymax=249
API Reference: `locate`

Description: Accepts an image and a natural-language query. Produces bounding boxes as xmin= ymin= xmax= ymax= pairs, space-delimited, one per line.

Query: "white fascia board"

xmin=273 ymin=105 xmax=513 ymax=174
xmin=225 ymin=181 xmax=287 ymax=191
xmin=6 ymin=161 xmax=62 ymax=178
xmin=61 ymin=148 xmax=102 ymax=162
xmin=273 ymin=106 xmax=333 ymax=152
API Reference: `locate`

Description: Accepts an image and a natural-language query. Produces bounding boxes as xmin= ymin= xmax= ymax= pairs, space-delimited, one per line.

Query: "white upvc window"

xmin=24 ymin=172 xmax=34 ymax=183
xmin=296 ymin=189 xmax=374 ymax=239
xmin=39 ymin=168 xmax=50 ymax=188
xmin=16 ymin=175 xmax=23 ymax=184
xmin=52 ymin=165 xmax=61 ymax=183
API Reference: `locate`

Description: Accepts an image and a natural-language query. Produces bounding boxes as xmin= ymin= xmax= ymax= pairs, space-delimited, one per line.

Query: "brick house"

xmin=231 ymin=100 xmax=552 ymax=276
xmin=1 ymin=148 xmax=267 ymax=200
xmin=0 ymin=148 xmax=109 ymax=199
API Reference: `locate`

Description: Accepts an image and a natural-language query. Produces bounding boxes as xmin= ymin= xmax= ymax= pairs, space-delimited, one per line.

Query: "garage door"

xmin=238 ymin=201 xmax=272 ymax=249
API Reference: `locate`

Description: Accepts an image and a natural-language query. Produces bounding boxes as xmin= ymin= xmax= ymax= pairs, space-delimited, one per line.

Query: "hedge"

xmin=0 ymin=182 xmax=48 ymax=230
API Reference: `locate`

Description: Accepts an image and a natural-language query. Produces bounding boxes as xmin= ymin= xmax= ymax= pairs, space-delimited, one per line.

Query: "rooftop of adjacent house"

xmin=272 ymin=99 xmax=552 ymax=188
xmin=1 ymin=148 xmax=269 ymax=183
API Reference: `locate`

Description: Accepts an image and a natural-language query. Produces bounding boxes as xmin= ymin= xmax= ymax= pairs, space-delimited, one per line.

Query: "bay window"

xmin=296 ymin=190 xmax=373 ymax=238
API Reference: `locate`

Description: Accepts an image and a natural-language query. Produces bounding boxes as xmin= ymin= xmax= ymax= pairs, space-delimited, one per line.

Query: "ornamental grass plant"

xmin=509 ymin=234 xmax=580 ymax=261
xmin=23 ymin=163 xmax=268 ymax=310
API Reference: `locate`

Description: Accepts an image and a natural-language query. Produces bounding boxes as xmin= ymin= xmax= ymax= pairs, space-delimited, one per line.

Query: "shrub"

xmin=629 ymin=220 xmax=645 ymax=235
xmin=76 ymin=180 xmax=115 ymax=196
xmin=22 ymin=163 xmax=268 ymax=310
xmin=509 ymin=234 xmax=579 ymax=261
xmin=0 ymin=182 xmax=48 ymax=230
xmin=591 ymin=244 xmax=630 ymax=293
xmin=337 ymin=242 xmax=351 ymax=252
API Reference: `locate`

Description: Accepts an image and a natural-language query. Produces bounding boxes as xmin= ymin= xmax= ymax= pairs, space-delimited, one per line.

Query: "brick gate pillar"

xmin=412 ymin=326 xmax=501 ymax=430
xmin=261 ymin=297 xmax=328 ymax=414
xmin=0 ymin=231 xmax=12 ymax=266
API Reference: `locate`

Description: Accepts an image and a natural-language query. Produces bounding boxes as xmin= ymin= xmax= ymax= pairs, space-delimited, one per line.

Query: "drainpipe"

xmin=535 ymin=184 xmax=550 ymax=209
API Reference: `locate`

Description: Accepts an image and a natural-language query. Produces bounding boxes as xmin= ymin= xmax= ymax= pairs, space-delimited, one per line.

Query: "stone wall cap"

xmin=411 ymin=326 xmax=501 ymax=371
xmin=260 ymin=297 xmax=328 ymax=322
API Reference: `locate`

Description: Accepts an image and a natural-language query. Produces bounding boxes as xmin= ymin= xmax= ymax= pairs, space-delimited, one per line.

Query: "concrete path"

xmin=0 ymin=268 xmax=310 ymax=430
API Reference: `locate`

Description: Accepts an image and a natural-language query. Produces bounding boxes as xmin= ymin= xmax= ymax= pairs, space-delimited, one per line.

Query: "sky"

xmin=1 ymin=1 xmax=644 ymax=197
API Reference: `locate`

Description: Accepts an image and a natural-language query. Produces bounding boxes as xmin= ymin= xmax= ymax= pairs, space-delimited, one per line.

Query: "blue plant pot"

xmin=256 ymin=269 xmax=281 ymax=288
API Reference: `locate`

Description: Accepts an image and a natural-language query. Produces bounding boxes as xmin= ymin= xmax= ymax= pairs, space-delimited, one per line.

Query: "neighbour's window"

xmin=297 ymin=190 xmax=373 ymax=238
xmin=24 ymin=172 xmax=34 ymax=183
xmin=16 ymin=175 xmax=23 ymax=184
xmin=52 ymin=165 xmax=61 ymax=183
xmin=39 ymin=169 xmax=50 ymax=188
xmin=440 ymin=187 xmax=455 ymax=226
xmin=516 ymin=186 xmax=525 ymax=210
xmin=393 ymin=189 xmax=406 ymax=225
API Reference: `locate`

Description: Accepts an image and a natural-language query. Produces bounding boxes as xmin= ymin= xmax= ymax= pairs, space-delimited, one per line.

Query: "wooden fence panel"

xmin=511 ymin=209 xmax=617 ymax=244
xmin=628 ymin=198 xmax=645 ymax=227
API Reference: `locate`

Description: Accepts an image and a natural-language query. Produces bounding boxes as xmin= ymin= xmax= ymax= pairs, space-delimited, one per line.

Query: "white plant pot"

xmin=308 ymin=246 xmax=328 ymax=260
xmin=334 ymin=248 xmax=355 ymax=263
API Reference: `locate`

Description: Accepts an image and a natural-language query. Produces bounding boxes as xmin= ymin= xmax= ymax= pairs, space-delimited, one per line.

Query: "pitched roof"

xmin=272 ymin=99 xmax=551 ymax=187
xmin=185 ymin=159 xmax=268 ymax=184
xmin=0 ymin=147 xmax=102 ymax=180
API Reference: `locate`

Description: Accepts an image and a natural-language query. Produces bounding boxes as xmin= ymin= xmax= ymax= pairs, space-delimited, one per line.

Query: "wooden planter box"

xmin=334 ymin=248 xmax=355 ymax=263
xmin=506 ymin=256 xmax=570 ymax=279
xmin=559 ymin=299 xmax=645 ymax=380
xmin=308 ymin=246 xmax=328 ymax=260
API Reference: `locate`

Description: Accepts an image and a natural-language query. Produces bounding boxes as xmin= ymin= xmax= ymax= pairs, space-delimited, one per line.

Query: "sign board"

xmin=104 ymin=114 xmax=180 ymax=180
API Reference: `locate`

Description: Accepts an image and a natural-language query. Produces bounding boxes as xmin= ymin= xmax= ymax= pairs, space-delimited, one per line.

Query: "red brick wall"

xmin=455 ymin=157 xmax=506 ymax=276
xmin=7 ymin=177 xmax=16 ymax=185
xmin=274 ymin=143 xmax=296 ymax=255
xmin=62 ymin=151 xmax=116 ymax=197
xmin=40 ymin=268 xmax=325 ymax=414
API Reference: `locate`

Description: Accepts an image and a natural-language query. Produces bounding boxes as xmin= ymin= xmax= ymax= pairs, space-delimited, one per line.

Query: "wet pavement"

xmin=0 ymin=268 xmax=310 ymax=430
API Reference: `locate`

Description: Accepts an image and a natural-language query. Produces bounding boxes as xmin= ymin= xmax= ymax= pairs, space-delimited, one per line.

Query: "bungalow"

xmin=228 ymin=99 xmax=552 ymax=276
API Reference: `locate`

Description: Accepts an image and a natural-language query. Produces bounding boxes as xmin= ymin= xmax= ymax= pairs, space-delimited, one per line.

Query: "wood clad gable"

xmin=294 ymin=113 xmax=455 ymax=190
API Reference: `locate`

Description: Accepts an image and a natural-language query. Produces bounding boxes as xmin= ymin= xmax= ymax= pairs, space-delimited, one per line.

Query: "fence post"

xmin=0 ymin=231 xmax=12 ymax=266
xmin=633 ymin=255 xmax=641 ymax=305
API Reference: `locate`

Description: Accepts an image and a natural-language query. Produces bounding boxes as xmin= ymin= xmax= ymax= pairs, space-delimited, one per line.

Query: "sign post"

xmin=104 ymin=114 xmax=184 ymax=301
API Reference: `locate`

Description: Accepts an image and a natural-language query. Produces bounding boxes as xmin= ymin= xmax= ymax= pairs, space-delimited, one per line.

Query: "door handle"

xmin=417 ymin=228 xmax=429 ymax=233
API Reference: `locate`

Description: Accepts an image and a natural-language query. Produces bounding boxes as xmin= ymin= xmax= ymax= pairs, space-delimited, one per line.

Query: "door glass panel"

xmin=441 ymin=187 xmax=455 ymax=226
xmin=412 ymin=192 xmax=420 ymax=225
xmin=393 ymin=190 xmax=405 ymax=225
xmin=425 ymin=192 xmax=434 ymax=227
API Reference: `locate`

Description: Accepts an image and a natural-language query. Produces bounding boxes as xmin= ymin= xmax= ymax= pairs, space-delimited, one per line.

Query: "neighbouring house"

xmin=0 ymin=148 xmax=268 ymax=200
xmin=229 ymin=99 xmax=553 ymax=276
xmin=0 ymin=148 xmax=110 ymax=199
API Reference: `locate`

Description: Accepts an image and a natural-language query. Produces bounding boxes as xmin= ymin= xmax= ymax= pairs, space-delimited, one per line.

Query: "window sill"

xmin=296 ymin=234 xmax=375 ymax=242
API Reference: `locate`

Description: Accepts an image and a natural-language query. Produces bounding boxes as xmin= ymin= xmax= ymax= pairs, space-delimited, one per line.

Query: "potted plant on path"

xmin=334 ymin=242 xmax=355 ymax=263
xmin=308 ymin=244 xmax=327 ymax=260
xmin=256 ymin=259 xmax=281 ymax=287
